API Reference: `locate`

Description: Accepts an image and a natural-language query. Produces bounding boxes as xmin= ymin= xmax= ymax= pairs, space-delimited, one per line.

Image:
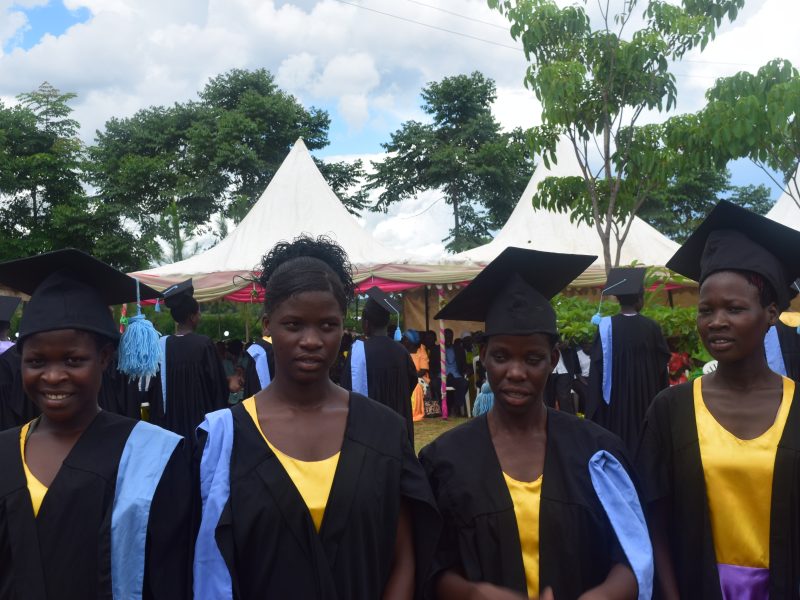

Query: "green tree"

xmin=488 ymin=0 xmax=744 ymax=272
xmin=638 ymin=167 xmax=773 ymax=243
xmin=666 ymin=58 xmax=800 ymax=206
xmin=365 ymin=72 xmax=534 ymax=253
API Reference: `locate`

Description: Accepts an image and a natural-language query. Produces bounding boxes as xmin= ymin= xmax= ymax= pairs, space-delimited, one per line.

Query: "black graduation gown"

xmin=206 ymin=393 xmax=440 ymax=600
xmin=243 ymin=339 xmax=275 ymax=397
xmin=635 ymin=382 xmax=800 ymax=599
xmin=149 ymin=333 xmax=228 ymax=440
xmin=96 ymin=354 xmax=159 ymax=420
xmin=0 ymin=411 xmax=193 ymax=600
xmin=339 ymin=336 xmax=417 ymax=443
xmin=419 ymin=411 xmax=635 ymax=599
xmin=776 ymin=321 xmax=800 ymax=381
xmin=0 ymin=348 xmax=38 ymax=431
xmin=587 ymin=313 xmax=670 ymax=454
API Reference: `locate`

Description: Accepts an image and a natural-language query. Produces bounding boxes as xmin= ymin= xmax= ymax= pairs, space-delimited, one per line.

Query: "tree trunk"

xmin=452 ymin=195 xmax=461 ymax=247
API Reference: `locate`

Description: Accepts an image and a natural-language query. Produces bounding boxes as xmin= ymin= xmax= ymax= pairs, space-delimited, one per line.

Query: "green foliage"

xmin=366 ymin=72 xmax=534 ymax=253
xmin=665 ymin=58 xmax=800 ymax=203
xmin=553 ymin=294 xmax=616 ymax=346
xmin=638 ymin=166 xmax=773 ymax=243
xmin=487 ymin=0 xmax=744 ymax=271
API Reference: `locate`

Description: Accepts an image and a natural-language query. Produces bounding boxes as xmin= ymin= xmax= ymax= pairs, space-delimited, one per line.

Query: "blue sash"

xmin=111 ymin=422 xmax=181 ymax=600
xmin=247 ymin=343 xmax=271 ymax=389
xmin=599 ymin=316 xmax=613 ymax=404
xmin=159 ymin=335 xmax=169 ymax=412
xmin=764 ymin=325 xmax=787 ymax=376
xmin=350 ymin=339 xmax=368 ymax=396
xmin=588 ymin=450 xmax=653 ymax=600
xmin=194 ymin=409 xmax=235 ymax=600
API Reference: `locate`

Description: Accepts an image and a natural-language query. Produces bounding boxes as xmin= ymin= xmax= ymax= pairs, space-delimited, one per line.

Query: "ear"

xmin=766 ymin=302 xmax=780 ymax=327
xmin=99 ymin=343 xmax=114 ymax=370
xmin=478 ymin=341 xmax=488 ymax=364
xmin=550 ymin=346 xmax=560 ymax=371
xmin=262 ymin=314 xmax=271 ymax=338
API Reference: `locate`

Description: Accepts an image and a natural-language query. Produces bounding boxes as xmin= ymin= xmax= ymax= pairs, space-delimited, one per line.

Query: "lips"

xmin=294 ymin=356 xmax=325 ymax=368
xmin=500 ymin=388 xmax=532 ymax=401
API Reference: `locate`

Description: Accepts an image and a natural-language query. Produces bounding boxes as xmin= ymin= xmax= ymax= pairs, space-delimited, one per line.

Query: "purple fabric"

xmin=718 ymin=563 xmax=769 ymax=600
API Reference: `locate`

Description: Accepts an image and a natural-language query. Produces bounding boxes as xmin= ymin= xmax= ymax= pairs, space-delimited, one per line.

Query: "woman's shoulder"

xmin=347 ymin=392 xmax=409 ymax=455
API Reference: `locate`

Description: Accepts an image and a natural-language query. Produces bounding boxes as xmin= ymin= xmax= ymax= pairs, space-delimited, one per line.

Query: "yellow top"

xmin=20 ymin=422 xmax=48 ymax=518
xmin=695 ymin=376 xmax=794 ymax=567
xmin=503 ymin=472 xmax=542 ymax=599
xmin=243 ymin=397 xmax=340 ymax=532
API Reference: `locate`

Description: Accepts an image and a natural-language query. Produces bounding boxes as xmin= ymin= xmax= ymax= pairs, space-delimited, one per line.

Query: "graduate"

xmin=339 ymin=286 xmax=417 ymax=443
xmin=149 ymin=279 xmax=228 ymax=439
xmin=420 ymin=247 xmax=653 ymax=600
xmin=243 ymin=319 xmax=275 ymax=397
xmin=763 ymin=280 xmax=800 ymax=381
xmin=193 ymin=235 xmax=440 ymax=600
xmin=0 ymin=248 xmax=192 ymax=600
xmin=401 ymin=329 xmax=429 ymax=422
xmin=0 ymin=296 xmax=19 ymax=354
xmin=586 ymin=267 xmax=670 ymax=454
xmin=0 ymin=297 xmax=35 ymax=431
xmin=636 ymin=201 xmax=800 ymax=599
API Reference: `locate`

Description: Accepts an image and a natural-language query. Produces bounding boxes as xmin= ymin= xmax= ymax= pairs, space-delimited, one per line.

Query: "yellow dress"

xmin=243 ymin=397 xmax=340 ymax=532
xmin=695 ymin=376 xmax=793 ymax=570
xmin=503 ymin=472 xmax=542 ymax=599
xmin=20 ymin=422 xmax=48 ymax=518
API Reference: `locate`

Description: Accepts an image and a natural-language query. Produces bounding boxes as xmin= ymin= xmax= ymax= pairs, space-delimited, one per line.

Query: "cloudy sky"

xmin=1 ymin=0 xmax=797 ymax=259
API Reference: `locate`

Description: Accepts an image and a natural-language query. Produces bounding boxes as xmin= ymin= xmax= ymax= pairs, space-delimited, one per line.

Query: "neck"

xmin=370 ymin=327 xmax=388 ymax=337
xmin=619 ymin=305 xmax=638 ymax=315
xmin=176 ymin=323 xmax=194 ymax=335
xmin=268 ymin=374 xmax=337 ymax=409
xmin=39 ymin=403 xmax=101 ymax=437
xmin=712 ymin=353 xmax=776 ymax=391
xmin=489 ymin=398 xmax=547 ymax=434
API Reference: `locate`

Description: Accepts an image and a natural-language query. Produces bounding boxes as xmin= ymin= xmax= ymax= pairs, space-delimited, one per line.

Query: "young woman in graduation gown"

xmin=0 ymin=249 xmax=193 ymax=600
xmin=149 ymin=280 xmax=228 ymax=440
xmin=419 ymin=247 xmax=653 ymax=600
xmin=636 ymin=201 xmax=800 ymax=599
xmin=194 ymin=235 xmax=440 ymax=600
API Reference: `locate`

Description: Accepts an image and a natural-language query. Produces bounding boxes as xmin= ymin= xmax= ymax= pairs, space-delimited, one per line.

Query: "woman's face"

xmin=479 ymin=333 xmax=558 ymax=414
xmin=698 ymin=271 xmax=778 ymax=364
xmin=264 ymin=290 xmax=343 ymax=384
xmin=21 ymin=329 xmax=110 ymax=423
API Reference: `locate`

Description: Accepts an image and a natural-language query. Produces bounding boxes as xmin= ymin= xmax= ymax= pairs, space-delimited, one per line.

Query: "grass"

xmin=414 ymin=416 xmax=469 ymax=454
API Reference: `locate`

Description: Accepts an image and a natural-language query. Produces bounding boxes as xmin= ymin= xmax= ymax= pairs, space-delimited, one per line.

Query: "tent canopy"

xmin=766 ymin=168 xmax=800 ymax=231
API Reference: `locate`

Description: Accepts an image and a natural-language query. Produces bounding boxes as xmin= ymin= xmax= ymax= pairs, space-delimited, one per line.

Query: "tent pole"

xmin=424 ymin=285 xmax=430 ymax=331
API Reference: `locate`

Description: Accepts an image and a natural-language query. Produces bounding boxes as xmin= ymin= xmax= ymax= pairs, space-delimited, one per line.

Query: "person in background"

xmin=637 ymin=201 xmax=800 ymax=598
xmin=149 ymin=279 xmax=228 ymax=441
xmin=0 ymin=249 xmax=192 ymax=599
xmin=223 ymin=339 xmax=249 ymax=405
xmin=573 ymin=341 xmax=592 ymax=415
xmin=0 ymin=297 xmax=19 ymax=355
xmin=244 ymin=319 xmax=275 ymax=397
xmin=444 ymin=328 xmax=468 ymax=417
xmin=340 ymin=287 xmax=417 ymax=443
xmin=329 ymin=331 xmax=352 ymax=385
xmin=401 ymin=329 xmax=429 ymax=422
xmin=424 ymin=330 xmax=441 ymax=408
xmin=193 ymin=235 xmax=440 ymax=599
xmin=587 ymin=268 xmax=670 ymax=454
xmin=421 ymin=247 xmax=651 ymax=600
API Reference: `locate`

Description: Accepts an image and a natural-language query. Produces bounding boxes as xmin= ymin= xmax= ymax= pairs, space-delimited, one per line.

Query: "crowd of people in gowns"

xmin=0 ymin=200 xmax=798 ymax=599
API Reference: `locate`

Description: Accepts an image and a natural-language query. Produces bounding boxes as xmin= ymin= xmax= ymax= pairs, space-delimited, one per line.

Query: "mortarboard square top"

xmin=0 ymin=248 xmax=160 ymax=343
xmin=364 ymin=286 xmax=400 ymax=315
xmin=162 ymin=278 xmax=194 ymax=309
xmin=434 ymin=247 xmax=596 ymax=337
xmin=604 ymin=267 xmax=646 ymax=297
xmin=0 ymin=296 xmax=21 ymax=322
xmin=666 ymin=200 xmax=800 ymax=311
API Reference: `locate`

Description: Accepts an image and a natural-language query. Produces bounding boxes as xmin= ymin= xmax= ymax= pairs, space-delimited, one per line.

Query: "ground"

xmin=414 ymin=416 xmax=469 ymax=454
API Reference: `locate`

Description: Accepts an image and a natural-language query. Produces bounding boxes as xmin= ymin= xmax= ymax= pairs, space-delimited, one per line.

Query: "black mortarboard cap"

xmin=0 ymin=249 xmax=160 ymax=343
xmin=162 ymin=278 xmax=194 ymax=309
xmin=666 ymin=201 xmax=800 ymax=311
xmin=605 ymin=267 xmax=646 ymax=297
xmin=434 ymin=247 xmax=596 ymax=336
xmin=0 ymin=296 xmax=21 ymax=322
xmin=364 ymin=286 xmax=400 ymax=315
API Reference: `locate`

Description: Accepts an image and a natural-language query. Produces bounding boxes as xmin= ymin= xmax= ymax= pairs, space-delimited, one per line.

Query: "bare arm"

xmin=577 ymin=563 xmax=638 ymax=600
xmin=382 ymin=501 xmax=415 ymax=600
xmin=436 ymin=571 xmax=527 ymax=600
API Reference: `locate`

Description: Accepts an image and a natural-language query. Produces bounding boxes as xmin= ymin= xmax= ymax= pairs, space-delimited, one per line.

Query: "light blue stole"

xmin=111 ymin=422 xmax=182 ymax=600
xmin=159 ymin=335 xmax=169 ymax=412
xmin=350 ymin=339 xmax=368 ymax=396
xmin=599 ymin=316 xmax=613 ymax=404
xmin=764 ymin=325 xmax=787 ymax=376
xmin=247 ymin=343 xmax=271 ymax=389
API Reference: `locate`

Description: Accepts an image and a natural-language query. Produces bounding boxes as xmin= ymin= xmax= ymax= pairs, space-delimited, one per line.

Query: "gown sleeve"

xmin=144 ymin=440 xmax=193 ymax=600
xmin=634 ymin=390 xmax=673 ymax=504
xmin=204 ymin=341 xmax=230 ymax=412
xmin=339 ymin=352 xmax=353 ymax=391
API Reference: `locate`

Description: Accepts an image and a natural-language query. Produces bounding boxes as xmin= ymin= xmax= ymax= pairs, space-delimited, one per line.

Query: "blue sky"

xmin=3 ymin=1 xmax=90 ymax=53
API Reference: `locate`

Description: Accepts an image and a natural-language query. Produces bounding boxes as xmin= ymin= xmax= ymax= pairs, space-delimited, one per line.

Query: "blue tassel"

xmin=394 ymin=326 xmax=402 ymax=342
xmin=118 ymin=278 xmax=162 ymax=390
xmin=155 ymin=298 xmax=161 ymax=313
xmin=591 ymin=313 xmax=603 ymax=326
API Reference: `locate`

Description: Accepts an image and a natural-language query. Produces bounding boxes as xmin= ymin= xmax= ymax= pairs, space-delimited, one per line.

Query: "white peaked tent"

xmin=139 ymin=138 xmax=399 ymax=279
xmin=766 ymin=168 xmax=800 ymax=231
xmin=456 ymin=140 xmax=680 ymax=267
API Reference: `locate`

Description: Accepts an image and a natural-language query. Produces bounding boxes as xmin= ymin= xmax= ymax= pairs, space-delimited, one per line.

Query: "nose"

xmin=707 ymin=308 xmax=728 ymax=330
xmin=505 ymin=360 xmax=526 ymax=381
xmin=41 ymin=364 xmax=67 ymax=384
xmin=299 ymin=329 xmax=324 ymax=349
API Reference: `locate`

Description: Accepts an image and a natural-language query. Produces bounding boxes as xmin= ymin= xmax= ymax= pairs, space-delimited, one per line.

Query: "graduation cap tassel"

xmin=590 ymin=278 xmax=628 ymax=326
xmin=118 ymin=277 xmax=162 ymax=389
xmin=154 ymin=297 xmax=161 ymax=313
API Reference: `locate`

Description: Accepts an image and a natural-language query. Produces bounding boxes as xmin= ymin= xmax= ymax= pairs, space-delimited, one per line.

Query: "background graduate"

xmin=339 ymin=286 xmax=417 ymax=443
xmin=0 ymin=296 xmax=36 ymax=431
xmin=636 ymin=201 xmax=800 ymax=599
xmin=0 ymin=248 xmax=192 ymax=600
xmin=420 ymin=247 xmax=652 ymax=600
xmin=193 ymin=235 xmax=440 ymax=600
xmin=586 ymin=267 xmax=670 ymax=454
xmin=243 ymin=318 xmax=275 ymax=397
xmin=763 ymin=280 xmax=800 ymax=381
xmin=149 ymin=278 xmax=228 ymax=439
